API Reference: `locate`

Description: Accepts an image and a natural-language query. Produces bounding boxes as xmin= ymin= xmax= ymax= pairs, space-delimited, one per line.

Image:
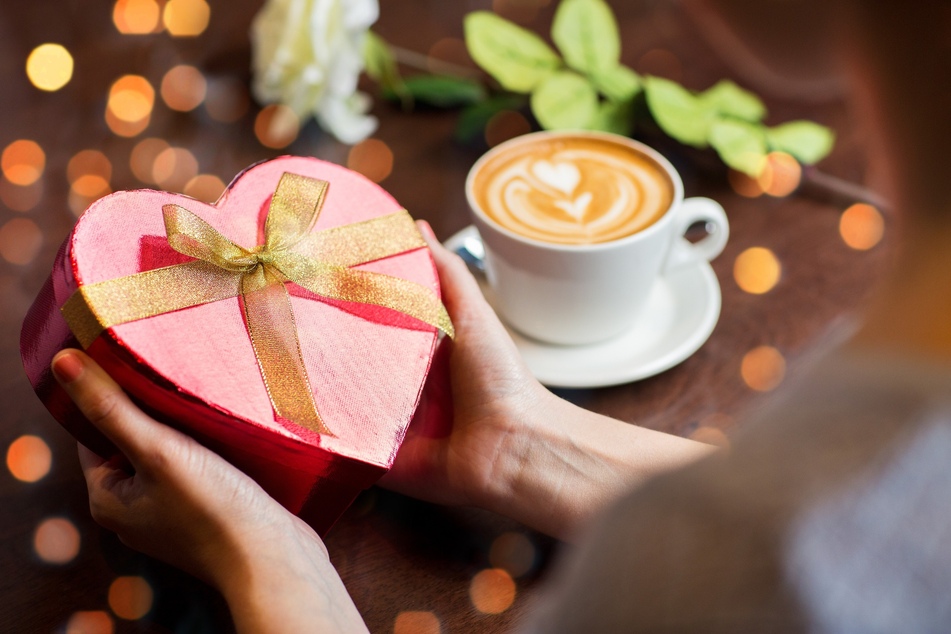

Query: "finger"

xmin=77 ymin=442 xmax=138 ymax=531
xmin=417 ymin=221 xmax=497 ymax=325
xmin=52 ymin=349 xmax=166 ymax=467
xmin=416 ymin=221 xmax=530 ymax=373
xmin=77 ymin=442 xmax=106 ymax=473
xmin=78 ymin=441 xmax=133 ymax=476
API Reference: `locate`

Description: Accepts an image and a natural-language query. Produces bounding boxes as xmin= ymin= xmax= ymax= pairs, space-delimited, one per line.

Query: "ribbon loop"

xmin=164 ymin=204 xmax=257 ymax=272
xmin=265 ymin=173 xmax=328 ymax=252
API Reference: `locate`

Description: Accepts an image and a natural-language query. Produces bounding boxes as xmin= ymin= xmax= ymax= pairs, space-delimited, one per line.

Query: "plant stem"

xmin=389 ymin=44 xmax=484 ymax=79
xmin=802 ymin=167 xmax=891 ymax=212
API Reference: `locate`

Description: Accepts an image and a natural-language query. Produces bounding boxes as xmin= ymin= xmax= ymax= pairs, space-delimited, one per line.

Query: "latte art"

xmin=473 ymin=137 xmax=673 ymax=245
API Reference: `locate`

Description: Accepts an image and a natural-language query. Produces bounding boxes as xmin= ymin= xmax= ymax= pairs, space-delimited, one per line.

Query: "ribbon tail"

xmin=275 ymin=253 xmax=454 ymax=339
xmin=292 ymin=210 xmax=426 ymax=267
xmin=241 ymin=268 xmax=333 ymax=436
xmin=62 ymin=260 xmax=244 ymax=348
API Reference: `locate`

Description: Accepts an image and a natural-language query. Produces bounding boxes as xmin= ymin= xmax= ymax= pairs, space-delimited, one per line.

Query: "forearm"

xmin=216 ymin=520 xmax=368 ymax=634
xmin=483 ymin=395 xmax=716 ymax=541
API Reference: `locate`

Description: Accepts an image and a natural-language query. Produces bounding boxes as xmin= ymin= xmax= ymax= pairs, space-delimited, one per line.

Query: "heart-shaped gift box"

xmin=21 ymin=156 xmax=451 ymax=535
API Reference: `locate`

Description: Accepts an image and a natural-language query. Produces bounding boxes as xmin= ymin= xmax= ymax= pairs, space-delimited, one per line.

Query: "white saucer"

xmin=444 ymin=226 xmax=722 ymax=389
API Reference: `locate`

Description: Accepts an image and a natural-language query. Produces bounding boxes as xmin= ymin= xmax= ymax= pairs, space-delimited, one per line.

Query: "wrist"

xmin=473 ymin=388 xmax=577 ymax=528
xmin=475 ymin=393 xmax=714 ymax=541
xmin=214 ymin=517 xmax=368 ymax=633
xmin=210 ymin=514 xmax=315 ymax=603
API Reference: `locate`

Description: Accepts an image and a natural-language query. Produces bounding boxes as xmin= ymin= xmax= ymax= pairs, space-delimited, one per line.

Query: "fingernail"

xmin=52 ymin=351 xmax=84 ymax=384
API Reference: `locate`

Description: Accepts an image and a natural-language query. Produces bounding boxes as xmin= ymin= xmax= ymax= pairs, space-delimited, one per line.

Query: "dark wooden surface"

xmin=0 ymin=1 xmax=889 ymax=632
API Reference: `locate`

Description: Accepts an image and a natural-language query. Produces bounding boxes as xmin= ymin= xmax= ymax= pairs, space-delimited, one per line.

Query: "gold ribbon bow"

xmin=62 ymin=172 xmax=453 ymax=436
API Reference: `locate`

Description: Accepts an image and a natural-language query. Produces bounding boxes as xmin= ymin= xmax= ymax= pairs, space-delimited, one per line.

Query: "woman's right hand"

xmin=381 ymin=222 xmax=714 ymax=540
xmin=380 ymin=222 xmax=554 ymax=511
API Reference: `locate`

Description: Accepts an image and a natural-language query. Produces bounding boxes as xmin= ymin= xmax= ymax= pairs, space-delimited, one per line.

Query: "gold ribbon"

xmin=62 ymin=172 xmax=453 ymax=436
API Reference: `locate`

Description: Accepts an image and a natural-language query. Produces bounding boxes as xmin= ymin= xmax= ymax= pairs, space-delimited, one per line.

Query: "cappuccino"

xmin=471 ymin=134 xmax=673 ymax=245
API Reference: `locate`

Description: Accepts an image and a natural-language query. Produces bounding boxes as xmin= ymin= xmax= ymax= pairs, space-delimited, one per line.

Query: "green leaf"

xmin=701 ymin=79 xmax=766 ymax=122
xmin=530 ymin=71 xmax=598 ymax=130
xmin=386 ymin=75 xmax=486 ymax=108
xmin=590 ymin=64 xmax=641 ymax=102
xmin=551 ymin=0 xmax=620 ymax=75
xmin=454 ymin=95 xmax=527 ymax=143
xmin=766 ymin=121 xmax=835 ymax=164
xmin=590 ymin=98 xmax=633 ymax=136
xmin=363 ymin=31 xmax=409 ymax=105
xmin=464 ymin=11 xmax=562 ymax=93
xmin=709 ymin=119 xmax=768 ymax=176
xmin=644 ymin=76 xmax=716 ymax=147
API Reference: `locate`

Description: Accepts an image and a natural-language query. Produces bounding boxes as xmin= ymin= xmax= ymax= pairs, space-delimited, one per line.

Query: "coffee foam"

xmin=473 ymin=137 xmax=673 ymax=245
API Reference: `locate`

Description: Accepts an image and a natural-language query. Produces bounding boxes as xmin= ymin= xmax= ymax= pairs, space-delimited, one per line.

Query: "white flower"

xmin=251 ymin=0 xmax=379 ymax=144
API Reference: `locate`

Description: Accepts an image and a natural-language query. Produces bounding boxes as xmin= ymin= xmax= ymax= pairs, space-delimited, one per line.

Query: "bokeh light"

xmin=106 ymin=109 xmax=149 ymax=137
xmin=489 ymin=532 xmax=536 ymax=578
xmin=106 ymin=75 xmax=155 ymax=137
xmin=0 ymin=218 xmax=43 ymax=265
xmin=26 ymin=44 xmax=74 ymax=92
xmin=485 ymin=110 xmax=531 ymax=148
xmin=68 ymin=150 xmax=113 ymax=216
xmin=152 ymin=146 xmax=199 ymax=191
xmin=34 ymin=517 xmax=81 ymax=564
xmin=394 ymin=611 xmax=441 ymax=634
xmin=839 ymin=203 xmax=884 ymax=251
xmin=7 ymin=435 xmax=52 ymax=482
xmin=71 ymin=175 xmax=111 ymax=199
xmin=728 ymin=169 xmax=763 ymax=198
xmin=109 ymin=76 xmax=154 ymax=122
xmin=68 ymin=150 xmax=113 ymax=184
xmin=113 ymin=0 xmax=161 ymax=34
xmin=66 ymin=611 xmax=115 ymax=634
xmin=183 ymin=174 xmax=226 ymax=202
xmin=108 ymin=576 xmax=154 ymax=620
xmin=130 ymin=137 xmax=170 ymax=183
xmin=0 ymin=179 xmax=43 ymax=212
xmin=254 ymin=104 xmax=300 ymax=149
xmin=163 ymin=0 xmax=211 ymax=37
xmin=205 ymin=77 xmax=250 ymax=123
xmin=69 ymin=176 xmax=112 ymax=216
xmin=689 ymin=426 xmax=730 ymax=449
xmin=347 ymin=139 xmax=394 ymax=183
xmin=734 ymin=246 xmax=781 ymax=294
xmin=2 ymin=140 xmax=46 ymax=186
xmin=758 ymin=152 xmax=802 ymax=198
xmin=161 ymin=65 xmax=207 ymax=112
xmin=690 ymin=412 xmax=736 ymax=449
xmin=469 ymin=568 xmax=516 ymax=614
xmin=741 ymin=345 xmax=786 ymax=392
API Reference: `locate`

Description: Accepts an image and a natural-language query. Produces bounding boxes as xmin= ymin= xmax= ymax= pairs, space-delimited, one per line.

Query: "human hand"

xmin=381 ymin=223 xmax=713 ymax=541
xmin=380 ymin=222 xmax=556 ymax=510
xmin=52 ymin=349 xmax=367 ymax=633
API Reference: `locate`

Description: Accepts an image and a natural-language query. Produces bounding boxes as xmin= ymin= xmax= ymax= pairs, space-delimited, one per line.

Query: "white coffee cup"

xmin=464 ymin=130 xmax=728 ymax=346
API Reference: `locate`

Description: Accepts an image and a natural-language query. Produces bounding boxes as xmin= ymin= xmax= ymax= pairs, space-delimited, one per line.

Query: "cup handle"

xmin=663 ymin=197 xmax=729 ymax=273
xmin=450 ymin=227 xmax=487 ymax=275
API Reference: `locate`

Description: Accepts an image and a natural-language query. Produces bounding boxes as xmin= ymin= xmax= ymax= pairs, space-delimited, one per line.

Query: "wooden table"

xmin=0 ymin=1 xmax=888 ymax=632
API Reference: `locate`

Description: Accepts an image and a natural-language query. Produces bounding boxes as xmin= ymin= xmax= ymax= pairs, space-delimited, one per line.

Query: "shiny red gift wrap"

xmin=20 ymin=156 xmax=448 ymax=535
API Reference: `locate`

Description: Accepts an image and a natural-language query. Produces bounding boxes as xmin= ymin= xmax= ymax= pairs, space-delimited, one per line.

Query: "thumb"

xmin=417 ymin=221 xmax=499 ymax=330
xmin=51 ymin=349 xmax=165 ymax=469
